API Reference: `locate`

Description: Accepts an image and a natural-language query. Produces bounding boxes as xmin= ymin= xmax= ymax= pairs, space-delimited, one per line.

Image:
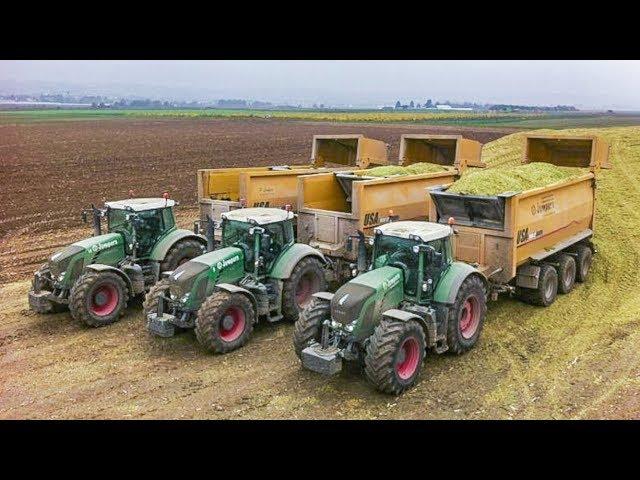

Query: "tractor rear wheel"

xmin=160 ymin=239 xmax=206 ymax=274
xmin=519 ymin=264 xmax=558 ymax=307
xmin=364 ymin=319 xmax=426 ymax=395
xmin=446 ymin=275 xmax=487 ymax=354
xmin=282 ymin=256 xmax=326 ymax=322
xmin=195 ymin=291 xmax=255 ymax=354
xmin=292 ymin=298 xmax=330 ymax=359
xmin=557 ymin=253 xmax=576 ymax=294
xmin=143 ymin=279 xmax=171 ymax=317
xmin=69 ymin=271 xmax=128 ymax=327
xmin=573 ymin=245 xmax=593 ymax=283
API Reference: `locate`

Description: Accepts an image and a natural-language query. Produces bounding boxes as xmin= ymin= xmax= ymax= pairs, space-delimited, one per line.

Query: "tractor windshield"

xmin=107 ymin=208 xmax=165 ymax=256
xmin=107 ymin=208 xmax=128 ymax=231
xmin=374 ymin=235 xmax=420 ymax=295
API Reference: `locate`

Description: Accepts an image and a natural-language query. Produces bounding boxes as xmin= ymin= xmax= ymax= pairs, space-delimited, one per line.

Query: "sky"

xmin=0 ymin=60 xmax=638 ymax=110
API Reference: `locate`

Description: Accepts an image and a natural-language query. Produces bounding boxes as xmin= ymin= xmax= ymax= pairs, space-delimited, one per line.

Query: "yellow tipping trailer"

xmin=198 ymin=135 xmax=390 ymax=225
xmin=297 ymin=134 xmax=484 ymax=280
xmin=428 ymin=134 xmax=611 ymax=305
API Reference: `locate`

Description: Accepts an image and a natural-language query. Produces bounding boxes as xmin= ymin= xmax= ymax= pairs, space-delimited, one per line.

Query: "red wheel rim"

xmin=90 ymin=284 xmax=119 ymax=316
xmin=219 ymin=306 xmax=246 ymax=342
xmin=395 ymin=336 xmax=420 ymax=380
xmin=459 ymin=296 xmax=480 ymax=339
xmin=295 ymin=272 xmax=318 ymax=308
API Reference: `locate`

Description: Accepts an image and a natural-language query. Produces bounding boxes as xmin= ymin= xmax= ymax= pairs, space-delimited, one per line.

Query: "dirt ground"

xmin=1 ymin=118 xmax=638 ymax=419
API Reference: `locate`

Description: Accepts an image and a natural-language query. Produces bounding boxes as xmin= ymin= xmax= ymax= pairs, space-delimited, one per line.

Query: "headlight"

xmin=412 ymin=245 xmax=419 ymax=254
xmin=351 ymin=268 xmax=358 ymax=277
xmin=58 ymin=271 xmax=66 ymax=282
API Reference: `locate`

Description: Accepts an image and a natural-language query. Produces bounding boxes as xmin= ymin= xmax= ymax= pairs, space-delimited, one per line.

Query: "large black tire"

xmin=195 ymin=290 xmax=255 ymax=354
xmin=557 ymin=253 xmax=576 ymax=294
xmin=519 ymin=264 xmax=558 ymax=307
xmin=292 ymin=298 xmax=330 ymax=359
xmin=573 ymin=245 xmax=593 ymax=283
xmin=446 ymin=275 xmax=487 ymax=354
xmin=143 ymin=279 xmax=171 ymax=317
xmin=364 ymin=319 xmax=426 ymax=395
xmin=160 ymin=239 xmax=206 ymax=273
xmin=281 ymin=256 xmax=326 ymax=322
xmin=69 ymin=271 xmax=129 ymax=327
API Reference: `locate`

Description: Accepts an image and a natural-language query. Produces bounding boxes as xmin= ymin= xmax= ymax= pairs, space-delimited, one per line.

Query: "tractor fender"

xmin=149 ymin=229 xmax=207 ymax=262
xmin=214 ymin=283 xmax=258 ymax=314
xmin=269 ymin=244 xmax=326 ymax=280
xmin=84 ymin=264 xmax=134 ymax=296
xmin=312 ymin=292 xmax=334 ymax=303
xmin=382 ymin=308 xmax=437 ymax=347
xmin=433 ymin=262 xmax=488 ymax=306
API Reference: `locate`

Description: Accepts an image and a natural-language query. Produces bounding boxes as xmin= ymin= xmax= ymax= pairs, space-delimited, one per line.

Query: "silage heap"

xmin=448 ymin=162 xmax=583 ymax=196
xmin=361 ymin=162 xmax=448 ymax=177
xmin=468 ymin=127 xmax=640 ymax=419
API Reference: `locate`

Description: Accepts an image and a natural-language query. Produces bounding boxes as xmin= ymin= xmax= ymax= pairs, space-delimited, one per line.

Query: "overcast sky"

xmin=0 ymin=60 xmax=638 ymax=110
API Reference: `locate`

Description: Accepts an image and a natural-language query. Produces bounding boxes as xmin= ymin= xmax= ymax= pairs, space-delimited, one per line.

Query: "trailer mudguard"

xmin=214 ymin=283 xmax=258 ymax=312
xmin=149 ymin=229 xmax=207 ymax=262
xmin=84 ymin=264 xmax=134 ymax=295
xmin=433 ymin=262 xmax=486 ymax=306
xmin=269 ymin=244 xmax=326 ymax=280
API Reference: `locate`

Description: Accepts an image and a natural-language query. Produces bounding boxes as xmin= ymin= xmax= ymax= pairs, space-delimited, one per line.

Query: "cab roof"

xmin=221 ymin=207 xmax=294 ymax=225
xmin=105 ymin=198 xmax=176 ymax=211
xmin=374 ymin=221 xmax=451 ymax=242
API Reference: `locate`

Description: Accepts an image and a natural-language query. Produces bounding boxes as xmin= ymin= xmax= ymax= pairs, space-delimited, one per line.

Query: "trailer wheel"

xmin=446 ymin=275 xmax=487 ymax=354
xmin=69 ymin=271 xmax=129 ymax=327
xmin=573 ymin=245 xmax=593 ymax=283
xmin=195 ymin=291 xmax=255 ymax=354
xmin=160 ymin=239 xmax=206 ymax=274
xmin=520 ymin=264 xmax=558 ymax=307
xmin=282 ymin=256 xmax=326 ymax=322
xmin=364 ymin=319 xmax=426 ymax=395
xmin=292 ymin=298 xmax=330 ymax=359
xmin=557 ymin=254 xmax=576 ymax=294
xmin=142 ymin=279 xmax=171 ymax=317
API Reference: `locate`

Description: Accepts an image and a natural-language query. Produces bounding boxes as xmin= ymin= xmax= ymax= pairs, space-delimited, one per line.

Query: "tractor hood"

xmin=167 ymin=246 xmax=245 ymax=306
xmin=331 ymin=266 xmax=403 ymax=326
xmin=48 ymin=232 xmax=124 ymax=280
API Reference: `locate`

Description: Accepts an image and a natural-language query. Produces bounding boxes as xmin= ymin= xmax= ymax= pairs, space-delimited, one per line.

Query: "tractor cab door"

xmin=422 ymin=239 xmax=448 ymax=298
xmin=133 ymin=209 xmax=166 ymax=257
xmin=259 ymin=222 xmax=288 ymax=273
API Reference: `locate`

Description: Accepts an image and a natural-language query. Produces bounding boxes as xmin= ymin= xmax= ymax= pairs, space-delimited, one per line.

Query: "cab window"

xmin=162 ymin=208 xmax=175 ymax=230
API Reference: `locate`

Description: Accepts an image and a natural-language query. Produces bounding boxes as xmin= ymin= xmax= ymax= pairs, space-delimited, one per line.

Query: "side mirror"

xmin=262 ymin=233 xmax=272 ymax=250
xmin=433 ymin=251 xmax=444 ymax=267
xmin=81 ymin=211 xmax=88 ymax=223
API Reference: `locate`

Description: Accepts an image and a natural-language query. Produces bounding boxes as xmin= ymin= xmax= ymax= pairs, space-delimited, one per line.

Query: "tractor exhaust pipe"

xmin=356 ymin=230 xmax=368 ymax=273
xmin=92 ymin=204 xmax=101 ymax=236
xmin=205 ymin=215 xmax=216 ymax=252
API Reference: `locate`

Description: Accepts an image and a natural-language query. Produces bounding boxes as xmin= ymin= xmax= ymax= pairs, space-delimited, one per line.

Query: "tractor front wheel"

xmin=143 ymin=279 xmax=171 ymax=317
xmin=282 ymin=257 xmax=326 ymax=322
xmin=69 ymin=271 xmax=129 ymax=327
xmin=195 ymin=291 xmax=255 ymax=354
xmin=446 ymin=275 xmax=487 ymax=354
xmin=292 ymin=298 xmax=330 ymax=359
xmin=364 ymin=319 xmax=426 ymax=395
xmin=160 ymin=239 xmax=207 ymax=274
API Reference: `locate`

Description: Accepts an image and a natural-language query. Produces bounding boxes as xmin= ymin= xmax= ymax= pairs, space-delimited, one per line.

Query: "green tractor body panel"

xmin=148 ymin=228 xmax=207 ymax=262
xmin=331 ymin=265 xmax=405 ymax=341
xmin=168 ymin=247 xmax=245 ymax=311
xmin=50 ymin=233 xmax=126 ymax=289
xmin=432 ymin=261 xmax=480 ymax=305
xmin=268 ymin=243 xmax=325 ymax=279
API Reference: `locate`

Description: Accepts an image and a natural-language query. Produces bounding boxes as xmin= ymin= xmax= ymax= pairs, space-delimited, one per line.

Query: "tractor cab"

xmin=372 ymin=221 xmax=453 ymax=302
xmin=101 ymin=198 xmax=178 ymax=258
xmin=220 ymin=207 xmax=295 ymax=275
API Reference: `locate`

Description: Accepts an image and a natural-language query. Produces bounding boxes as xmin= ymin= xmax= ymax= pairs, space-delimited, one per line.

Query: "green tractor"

xmin=144 ymin=207 xmax=327 ymax=354
xmin=293 ymin=220 xmax=488 ymax=395
xmin=28 ymin=197 xmax=207 ymax=327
